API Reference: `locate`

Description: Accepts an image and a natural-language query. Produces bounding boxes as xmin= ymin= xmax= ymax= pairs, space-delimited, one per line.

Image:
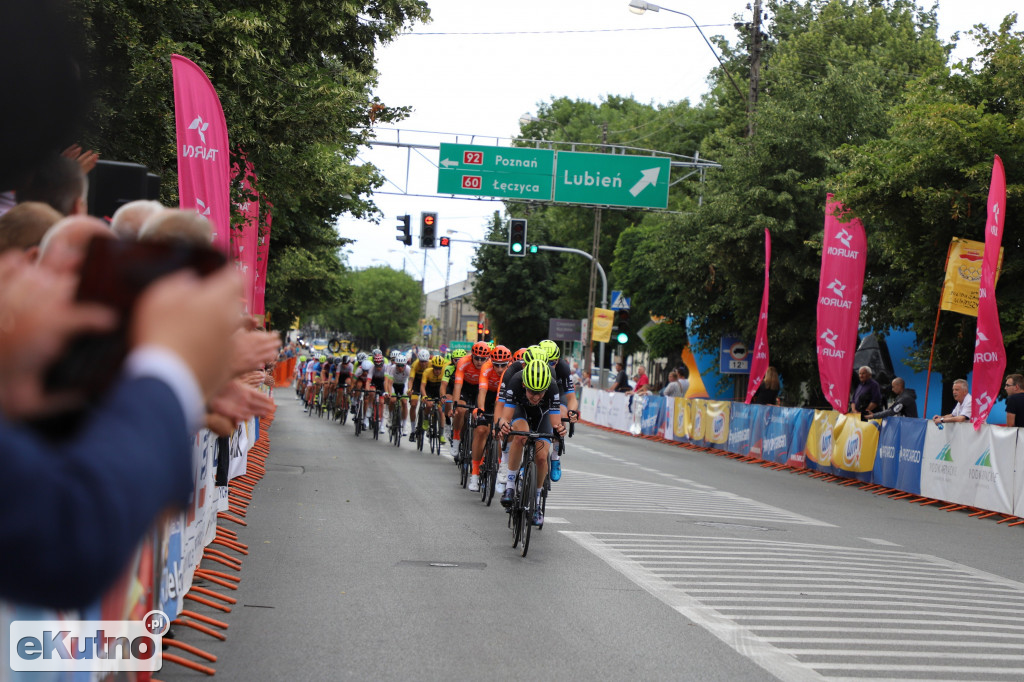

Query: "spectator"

xmin=1004 ymin=374 xmax=1024 ymax=426
xmin=851 ymin=365 xmax=882 ymax=418
xmin=36 ymin=215 xmax=114 ymax=274
xmin=932 ymin=379 xmax=972 ymax=426
xmin=661 ymin=370 xmax=685 ymax=397
xmin=139 ymin=208 xmax=213 ymax=247
xmin=609 ymin=361 xmax=630 ymax=393
xmin=0 ymin=201 xmax=62 ymax=256
xmin=110 ymin=199 xmax=163 ymax=240
xmin=633 ymin=365 xmax=649 ymax=393
xmin=751 ymin=366 xmax=781 ymax=405
xmin=16 ymin=153 xmax=88 ymax=216
xmin=867 ymin=377 xmax=918 ymax=419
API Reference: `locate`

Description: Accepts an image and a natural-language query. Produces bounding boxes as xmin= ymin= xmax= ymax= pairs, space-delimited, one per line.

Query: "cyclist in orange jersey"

xmin=450 ymin=341 xmax=490 ymax=460
xmin=468 ymin=345 xmax=511 ymax=491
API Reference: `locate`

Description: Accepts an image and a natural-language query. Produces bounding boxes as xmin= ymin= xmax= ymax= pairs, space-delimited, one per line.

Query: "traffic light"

xmin=439 ymin=236 xmax=451 ymax=247
xmin=396 ymin=215 xmax=411 ymax=246
xmin=508 ymin=218 xmax=527 ymax=257
xmin=420 ymin=212 xmax=437 ymax=249
xmin=616 ymin=309 xmax=631 ymax=344
xmin=529 ymin=244 xmax=539 ymax=254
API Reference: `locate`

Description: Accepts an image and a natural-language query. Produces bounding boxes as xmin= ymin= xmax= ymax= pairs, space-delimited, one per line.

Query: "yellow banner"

xmin=672 ymin=398 xmax=690 ymax=438
xmin=806 ymin=410 xmax=840 ymax=467
xmin=832 ymin=414 xmax=880 ymax=473
xmin=466 ymin=321 xmax=478 ymax=340
xmin=688 ymin=399 xmax=708 ymax=442
xmin=592 ymin=307 xmax=614 ymax=344
xmin=940 ymin=237 xmax=1003 ymax=317
xmin=705 ymin=401 xmax=730 ymax=444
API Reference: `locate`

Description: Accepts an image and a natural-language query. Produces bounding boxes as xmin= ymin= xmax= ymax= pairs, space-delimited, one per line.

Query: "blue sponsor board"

xmin=641 ymin=395 xmax=665 ymax=436
xmin=726 ymin=403 xmax=753 ymax=455
xmin=789 ymin=408 xmax=814 ymax=467
xmin=762 ymin=407 xmax=793 ymax=464
xmin=748 ymin=404 xmax=769 ymax=458
xmin=895 ymin=419 xmax=926 ymax=494
xmin=875 ymin=418 xmax=901 ymax=487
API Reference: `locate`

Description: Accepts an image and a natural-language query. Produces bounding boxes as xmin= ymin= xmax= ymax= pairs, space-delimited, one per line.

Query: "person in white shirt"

xmin=932 ymin=378 xmax=972 ymax=425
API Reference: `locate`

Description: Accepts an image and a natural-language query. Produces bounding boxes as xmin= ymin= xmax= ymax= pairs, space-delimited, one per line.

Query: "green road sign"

xmin=437 ymin=143 xmax=554 ymax=201
xmin=553 ymin=151 xmax=671 ymax=209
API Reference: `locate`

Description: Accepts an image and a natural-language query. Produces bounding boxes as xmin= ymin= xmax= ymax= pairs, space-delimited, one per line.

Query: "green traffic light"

xmin=616 ymin=332 xmax=629 ymax=344
xmin=529 ymin=245 xmax=538 ymax=253
xmin=512 ymin=243 xmax=523 ymax=253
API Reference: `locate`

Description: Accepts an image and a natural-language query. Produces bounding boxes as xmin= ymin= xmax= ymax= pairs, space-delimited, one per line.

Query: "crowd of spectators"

xmin=0 ymin=1 xmax=280 ymax=609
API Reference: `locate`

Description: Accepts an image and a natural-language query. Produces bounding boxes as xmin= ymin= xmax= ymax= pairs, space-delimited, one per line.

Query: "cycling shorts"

xmin=456 ymin=383 xmax=479 ymax=408
xmin=392 ymin=383 xmax=405 ymax=397
xmin=511 ymin=405 xmax=553 ymax=444
xmin=476 ymin=391 xmax=498 ymax=424
xmin=422 ymin=381 xmax=441 ymax=401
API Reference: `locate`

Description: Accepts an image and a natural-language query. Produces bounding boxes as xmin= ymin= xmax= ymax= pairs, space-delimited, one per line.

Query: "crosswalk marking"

xmin=564 ymin=531 xmax=1024 ymax=682
xmin=547 ymin=469 xmax=832 ymax=526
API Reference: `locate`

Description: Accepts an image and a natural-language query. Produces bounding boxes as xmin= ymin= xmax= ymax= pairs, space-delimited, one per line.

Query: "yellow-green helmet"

xmin=523 ymin=345 xmax=545 ymax=363
xmin=451 ymin=348 xmax=468 ymax=360
xmin=522 ymin=359 xmax=552 ymax=392
xmin=539 ymin=339 xmax=559 ymax=362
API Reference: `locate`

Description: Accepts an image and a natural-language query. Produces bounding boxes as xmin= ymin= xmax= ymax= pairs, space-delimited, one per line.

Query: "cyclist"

xmin=539 ymin=339 xmax=579 ymax=481
xmin=351 ymin=354 xmax=380 ymax=430
xmin=303 ymin=354 xmax=324 ymax=412
xmin=467 ymin=345 xmax=511 ymax=492
xmin=498 ymin=359 xmax=566 ymax=525
xmin=408 ymin=349 xmax=431 ymax=441
xmin=441 ymin=348 xmax=466 ymax=426
xmin=385 ymin=353 xmax=412 ymax=436
xmin=450 ymin=341 xmax=490 ymax=459
xmin=334 ymin=355 xmax=353 ymax=418
xmin=416 ymin=355 xmax=448 ymax=443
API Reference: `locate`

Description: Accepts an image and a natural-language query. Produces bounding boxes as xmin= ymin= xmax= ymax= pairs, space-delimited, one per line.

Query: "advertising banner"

xmin=746 ymin=228 xmax=771 ymax=402
xmin=816 ymin=195 xmax=868 ymax=412
xmin=874 ymin=418 xmax=901 ymax=488
xmin=1015 ymin=445 xmax=1024 ymax=517
xmin=726 ymin=402 xmax=753 ymax=455
xmin=761 ymin=407 xmax=812 ymax=467
xmin=971 ymin=155 xmax=1007 ymax=429
xmin=939 ymin=238 xmax=1003 ymax=316
xmin=254 ymin=201 xmax=271 ymax=316
xmin=592 ymin=307 xmax=614 ymax=343
xmin=640 ymin=395 xmax=666 ymax=436
xmin=704 ymin=401 xmax=730 ymax=445
xmin=671 ymin=397 xmax=690 ymax=441
xmin=580 ymin=386 xmax=599 ymax=423
xmin=806 ymin=410 xmax=841 ymax=473
xmin=232 ymin=159 xmax=259 ymax=313
xmin=605 ymin=391 xmax=632 ymax=432
xmin=921 ymin=422 xmax=1016 ymax=514
xmin=171 ymin=54 xmax=230 ymax=254
xmin=831 ymin=414 xmax=880 ymax=480
xmin=688 ymin=400 xmax=708 ymax=446
xmin=896 ymin=419 xmax=927 ymax=494
xmin=787 ymin=408 xmax=814 ymax=469
xmin=747 ymin=404 xmax=769 ymax=459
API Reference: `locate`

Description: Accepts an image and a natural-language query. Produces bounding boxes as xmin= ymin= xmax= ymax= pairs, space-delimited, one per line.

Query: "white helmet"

xmin=356 ymin=352 xmax=367 ymax=363
xmin=389 ymin=350 xmax=399 ymax=362
xmin=417 ymin=349 xmax=430 ymax=362
xmin=394 ymin=354 xmax=408 ymax=366
xmin=360 ymin=359 xmax=374 ymax=372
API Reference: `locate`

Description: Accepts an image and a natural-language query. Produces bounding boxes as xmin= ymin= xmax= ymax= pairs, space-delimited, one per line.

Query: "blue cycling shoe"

xmin=550 ymin=459 xmax=561 ymax=482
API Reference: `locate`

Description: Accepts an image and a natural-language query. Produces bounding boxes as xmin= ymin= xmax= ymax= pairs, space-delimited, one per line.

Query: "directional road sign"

xmin=610 ymin=290 xmax=631 ymax=310
xmin=437 ymin=143 xmax=554 ymax=201
xmin=553 ymin=151 xmax=670 ymax=209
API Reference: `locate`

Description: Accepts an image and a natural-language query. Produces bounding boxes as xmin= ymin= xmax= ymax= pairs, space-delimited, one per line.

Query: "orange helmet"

xmin=513 ymin=347 xmax=527 ymax=362
xmin=471 ymin=341 xmax=492 ymax=358
xmin=491 ymin=345 xmax=512 ymax=363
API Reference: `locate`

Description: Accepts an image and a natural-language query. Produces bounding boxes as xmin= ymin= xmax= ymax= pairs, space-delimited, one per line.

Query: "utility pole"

xmin=584 ymin=122 xmax=609 ymax=386
xmin=747 ymin=0 xmax=763 ymax=137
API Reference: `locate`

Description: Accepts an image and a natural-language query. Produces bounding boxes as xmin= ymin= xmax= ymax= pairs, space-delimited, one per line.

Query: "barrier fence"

xmin=580 ymin=389 xmax=1024 ymax=520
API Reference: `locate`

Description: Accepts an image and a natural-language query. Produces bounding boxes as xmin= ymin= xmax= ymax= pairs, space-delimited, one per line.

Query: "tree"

xmin=472 ymin=212 xmax=559 ymax=349
xmin=835 ymin=14 xmax=1024 ymax=383
xmin=66 ymin=0 xmax=430 ymax=327
xmin=335 ymin=266 xmax=422 ymax=350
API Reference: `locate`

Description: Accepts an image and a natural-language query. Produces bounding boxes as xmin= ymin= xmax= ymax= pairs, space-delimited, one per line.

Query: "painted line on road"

xmin=860 ymin=537 xmax=900 ymax=546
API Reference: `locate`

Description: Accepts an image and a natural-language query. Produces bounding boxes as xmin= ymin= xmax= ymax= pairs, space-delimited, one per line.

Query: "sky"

xmin=337 ymin=0 xmax=1021 ymax=294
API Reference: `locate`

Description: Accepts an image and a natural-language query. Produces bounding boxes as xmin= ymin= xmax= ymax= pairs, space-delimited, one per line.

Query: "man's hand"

xmin=499 ymin=419 xmax=511 ymax=436
xmin=131 ymin=267 xmax=243 ymax=401
xmin=0 ymin=252 xmax=116 ymax=418
xmin=229 ymin=329 xmax=281 ymax=377
xmin=208 ymin=379 xmax=274 ymax=423
xmin=554 ymin=422 xmax=567 ymax=438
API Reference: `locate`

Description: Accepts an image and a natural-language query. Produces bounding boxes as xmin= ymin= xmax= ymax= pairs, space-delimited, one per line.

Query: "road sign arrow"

xmin=440 ymin=158 xmax=459 ymax=168
xmin=629 ymin=167 xmax=661 ymax=197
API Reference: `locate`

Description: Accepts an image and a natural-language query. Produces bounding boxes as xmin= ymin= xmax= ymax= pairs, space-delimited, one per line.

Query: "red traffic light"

xmin=439 ymin=236 xmax=451 ymax=247
xmin=424 ymin=215 xmax=435 ymax=226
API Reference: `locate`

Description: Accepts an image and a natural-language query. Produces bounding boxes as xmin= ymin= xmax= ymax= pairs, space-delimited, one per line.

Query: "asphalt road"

xmin=162 ymin=394 xmax=1024 ymax=681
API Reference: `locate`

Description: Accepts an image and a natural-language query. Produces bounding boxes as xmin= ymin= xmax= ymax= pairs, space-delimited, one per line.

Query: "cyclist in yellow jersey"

xmin=407 ymin=349 xmax=431 ymax=441
xmin=417 ymin=355 xmax=448 ymax=443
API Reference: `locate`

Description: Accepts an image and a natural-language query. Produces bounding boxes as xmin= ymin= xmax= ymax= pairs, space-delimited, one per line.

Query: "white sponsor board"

xmin=579 ymin=386 xmax=599 ymax=423
xmin=920 ymin=422 xmax=1016 ymax=515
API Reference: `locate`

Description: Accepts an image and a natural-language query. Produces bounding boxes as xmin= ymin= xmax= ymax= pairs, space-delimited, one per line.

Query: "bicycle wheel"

xmin=511 ymin=465 xmax=525 ymax=548
xmin=392 ymin=405 xmax=402 ymax=447
xmin=354 ymin=400 xmax=362 ymax=436
xmin=338 ymin=394 xmax=349 ymax=425
xmin=521 ymin=456 xmax=536 ymax=557
xmin=372 ymin=401 xmax=381 ymax=440
xmin=483 ymin=437 xmax=499 ymax=506
xmin=429 ymin=409 xmax=440 ymax=455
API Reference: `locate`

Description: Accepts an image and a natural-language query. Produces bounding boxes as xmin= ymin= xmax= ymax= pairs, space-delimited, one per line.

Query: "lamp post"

xmin=627 ymin=1 xmax=748 ymax=108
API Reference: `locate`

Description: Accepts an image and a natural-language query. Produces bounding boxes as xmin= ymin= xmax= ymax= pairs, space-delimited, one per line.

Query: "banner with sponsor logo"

xmin=746 ymin=229 xmax=771 ymax=403
xmin=671 ymin=397 xmax=691 ymax=441
xmin=746 ymin=404 xmax=769 ymax=459
xmin=921 ymin=422 xmax=1016 ymax=514
xmin=1015 ymin=444 xmax=1024 ymax=517
xmin=726 ymin=402 xmax=753 ymax=455
xmin=232 ymin=158 xmax=259 ymax=313
xmin=873 ymin=417 xmax=927 ymax=492
xmin=640 ymin=395 xmax=666 ymax=436
xmin=806 ymin=410 xmax=841 ymax=473
xmin=688 ymin=399 xmax=708 ymax=446
xmin=171 ymin=54 xmax=230 ymax=254
xmin=760 ymin=406 xmax=813 ymax=468
xmin=939 ymin=238 xmax=1003 ymax=316
xmin=704 ymin=401 xmax=730 ymax=445
xmin=830 ymin=414 xmax=879 ymax=480
xmin=816 ymin=195 xmax=867 ymax=412
xmin=971 ymin=155 xmax=1007 ymax=430
xmin=580 ymin=386 xmax=599 ymax=423
xmin=254 ymin=203 xmax=271 ymax=316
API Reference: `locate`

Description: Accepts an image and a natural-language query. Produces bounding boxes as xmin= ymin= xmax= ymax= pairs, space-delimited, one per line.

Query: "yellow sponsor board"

xmin=592 ymin=307 xmax=614 ymax=343
xmin=806 ymin=410 xmax=840 ymax=467
xmin=831 ymin=413 xmax=880 ymax=473
xmin=688 ymin=399 xmax=708 ymax=442
xmin=467 ymin=321 xmax=478 ymax=340
xmin=705 ymin=401 xmax=730 ymax=445
xmin=672 ymin=398 xmax=689 ymax=438
xmin=940 ymin=237 xmax=1003 ymax=317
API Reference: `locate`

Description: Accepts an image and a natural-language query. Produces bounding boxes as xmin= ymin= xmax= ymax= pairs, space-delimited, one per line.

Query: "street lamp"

xmin=626 ymin=1 xmax=746 ymax=104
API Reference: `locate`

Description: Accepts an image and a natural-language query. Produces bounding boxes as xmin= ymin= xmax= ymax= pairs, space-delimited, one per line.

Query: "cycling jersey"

xmin=501 ymin=370 xmax=561 ymax=431
xmin=478 ymin=360 xmax=504 ymax=394
xmin=551 ymin=358 xmax=574 ymax=395
xmin=388 ymin=363 xmax=412 ymax=388
xmin=452 ymin=355 xmax=484 ymax=406
xmin=420 ymin=365 xmax=446 ymax=386
xmin=409 ymin=359 xmax=429 ymax=393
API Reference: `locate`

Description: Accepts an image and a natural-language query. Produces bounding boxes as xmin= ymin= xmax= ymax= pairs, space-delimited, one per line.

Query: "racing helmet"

xmin=394 ymin=354 xmax=408 ymax=366
xmin=450 ymin=348 xmax=468 ymax=360
xmin=513 ymin=348 xmax=527 ymax=362
xmin=471 ymin=341 xmax=492 ymax=358
xmin=356 ymin=352 xmax=367 ymax=363
xmin=418 ymin=349 xmax=430 ymax=362
xmin=539 ymin=339 xmax=560 ymax=362
xmin=522 ymin=360 xmax=552 ymax=392
xmin=491 ymin=345 xmax=512 ymax=364
xmin=523 ymin=345 xmax=545 ymax=363
xmin=430 ymin=355 xmax=446 ymax=369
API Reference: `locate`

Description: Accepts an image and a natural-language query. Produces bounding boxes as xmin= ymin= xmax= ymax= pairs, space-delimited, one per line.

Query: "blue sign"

xmin=720 ymin=335 xmax=750 ymax=374
xmin=641 ymin=396 xmax=665 ymax=436
xmin=726 ymin=403 xmax=753 ymax=455
xmin=610 ymin=290 xmax=631 ymax=310
xmin=423 ymin=324 xmax=433 ymax=336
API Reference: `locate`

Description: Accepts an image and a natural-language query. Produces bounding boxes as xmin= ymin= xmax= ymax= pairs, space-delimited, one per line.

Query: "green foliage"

xmin=335 ymin=266 xmax=422 ymax=349
xmin=471 ymin=212 xmax=559 ymax=349
xmin=66 ymin=0 xmax=430 ymax=327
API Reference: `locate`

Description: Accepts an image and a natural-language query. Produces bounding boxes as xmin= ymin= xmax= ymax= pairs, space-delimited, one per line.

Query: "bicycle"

xmin=387 ymin=396 xmax=406 ymax=448
xmin=368 ymin=390 xmax=383 ymax=441
xmin=504 ymin=419 xmax=570 ymax=557
xmin=452 ymin=402 xmax=474 ymax=488
xmin=478 ymin=414 xmax=500 ymax=506
xmin=428 ymin=399 xmax=444 ymax=456
xmin=336 ymin=386 xmax=349 ymax=425
xmin=324 ymin=384 xmax=337 ymax=420
xmin=353 ymin=389 xmax=371 ymax=437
